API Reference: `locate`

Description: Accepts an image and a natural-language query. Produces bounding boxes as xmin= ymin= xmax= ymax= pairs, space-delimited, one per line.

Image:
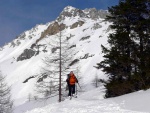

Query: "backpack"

xmin=69 ymin=74 xmax=76 ymax=85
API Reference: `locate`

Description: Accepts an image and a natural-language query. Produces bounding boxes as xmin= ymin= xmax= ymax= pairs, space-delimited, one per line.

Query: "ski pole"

xmin=75 ymin=84 xmax=77 ymax=96
xmin=77 ymin=82 xmax=81 ymax=89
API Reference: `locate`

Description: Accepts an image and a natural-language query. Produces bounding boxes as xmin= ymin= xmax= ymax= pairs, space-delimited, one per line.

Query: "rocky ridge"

xmin=15 ymin=6 xmax=109 ymax=61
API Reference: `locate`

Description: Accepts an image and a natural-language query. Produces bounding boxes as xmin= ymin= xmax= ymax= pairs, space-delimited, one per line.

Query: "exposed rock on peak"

xmin=63 ymin=6 xmax=76 ymax=12
xmin=57 ymin=6 xmax=86 ymax=21
xmin=57 ymin=6 xmax=109 ymax=21
xmin=84 ymin=8 xmax=109 ymax=19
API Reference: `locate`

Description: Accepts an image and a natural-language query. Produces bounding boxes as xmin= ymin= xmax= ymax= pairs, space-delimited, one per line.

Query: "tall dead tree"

xmin=36 ymin=22 xmax=77 ymax=102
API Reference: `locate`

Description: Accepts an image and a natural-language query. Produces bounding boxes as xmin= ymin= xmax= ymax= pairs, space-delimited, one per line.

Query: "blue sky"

xmin=0 ymin=0 xmax=119 ymax=46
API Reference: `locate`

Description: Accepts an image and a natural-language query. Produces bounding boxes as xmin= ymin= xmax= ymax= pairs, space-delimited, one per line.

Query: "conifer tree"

xmin=0 ymin=71 xmax=13 ymax=113
xmin=96 ymin=0 xmax=150 ymax=97
xmin=130 ymin=0 xmax=150 ymax=89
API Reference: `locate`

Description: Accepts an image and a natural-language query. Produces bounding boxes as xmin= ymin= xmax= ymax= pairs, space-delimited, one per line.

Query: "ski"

xmin=73 ymin=95 xmax=77 ymax=98
xmin=70 ymin=96 xmax=72 ymax=100
xmin=69 ymin=95 xmax=77 ymax=100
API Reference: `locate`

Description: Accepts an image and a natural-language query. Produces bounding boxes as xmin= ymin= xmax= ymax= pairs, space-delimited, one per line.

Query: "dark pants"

xmin=68 ymin=84 xmax=75 ymax=96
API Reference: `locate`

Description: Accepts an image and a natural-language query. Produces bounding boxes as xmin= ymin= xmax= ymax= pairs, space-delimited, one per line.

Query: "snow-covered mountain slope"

xmin=0 ymin=6 xmax=111 ymax=105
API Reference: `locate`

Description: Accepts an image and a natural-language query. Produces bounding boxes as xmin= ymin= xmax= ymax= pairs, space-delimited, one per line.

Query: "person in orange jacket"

xmin=66 ymin=71 xmax=78 ymax=97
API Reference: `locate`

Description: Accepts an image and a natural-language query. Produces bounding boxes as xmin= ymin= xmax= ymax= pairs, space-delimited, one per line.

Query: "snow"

xmin=17 ymin=87 xmax=149 ymax=113
xmin=0 ymin=6 xmax=149 ymax=113
xmin=63 ymin=6 xmax=76 ymax=12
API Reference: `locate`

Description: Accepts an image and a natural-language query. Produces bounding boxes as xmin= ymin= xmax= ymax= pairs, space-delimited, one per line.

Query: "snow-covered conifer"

xmin=0 ymin=71 xmax=13 ymax=113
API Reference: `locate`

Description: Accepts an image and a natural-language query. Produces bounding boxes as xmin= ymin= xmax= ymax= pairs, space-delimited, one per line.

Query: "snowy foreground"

xmin=14 ymin=86 xmax=150 ymax=113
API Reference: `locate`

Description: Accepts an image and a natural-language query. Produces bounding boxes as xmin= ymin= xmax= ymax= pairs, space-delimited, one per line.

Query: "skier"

xmin=66 ymin=71 xmax=78 ymax=98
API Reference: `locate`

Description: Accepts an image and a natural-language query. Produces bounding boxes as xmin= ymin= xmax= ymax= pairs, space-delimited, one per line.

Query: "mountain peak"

xmin=57 ymin=6 xmax=86 ymax=21
xmin=57 ymin=6 xmax=109 ymax=21
xmin=63 ymin=6 xmax=76 ymax=12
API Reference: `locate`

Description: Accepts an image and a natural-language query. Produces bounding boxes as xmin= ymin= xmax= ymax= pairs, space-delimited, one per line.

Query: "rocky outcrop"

xmin=80 ymin=53 xmax=95 ymax=59
xmin=0 ymin=47 xmax=3 ymax=51
xmin=9 ymin=40 xmax=21 ymax=48
xmin=34 ymin=6 xmax=109 ymax=44
xmin=16 ymin=40 xmax=21 ymax=46
xmin=37 ymin=22 xmax=66 ymax=43
xmin=17 ymin=43 xmax=48 ymax=61
xmin=80 ymin=36 xmax=91 ymax=41
xmin=69 ymin=45 xmax=76 ymax=49
xmin=93 ymin=23 xmax=102 ymax=30
xmin=10 ymin=41 xmax=16 ymax=48
xmin=70 ymin=21 xmax=84 ymax=29
xmin=69 ymin=59 xmax=79 ymax=66
xmin=57 ymin=6 xmax=109 ymax=21
xmin=37 ymin=73 xmax=48 ymax=82
xmin=57 ymin=6 xmax=87 ymax=21
xmin=17 ymin=49 xmax=36 ymax=61
xmin=51 ymin=47 xmax=59 ymax=53
xmin=84 ymin=8 xmax=109 ymax=19
xmin=23 ymin=76 xmax=35 ymax=83
xmin=19 ymin=33 xmax=26 ymax=40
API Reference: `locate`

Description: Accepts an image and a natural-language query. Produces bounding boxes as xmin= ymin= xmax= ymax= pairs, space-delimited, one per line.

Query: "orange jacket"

xmin=66 ymin=73 xmax=78 ymax=85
